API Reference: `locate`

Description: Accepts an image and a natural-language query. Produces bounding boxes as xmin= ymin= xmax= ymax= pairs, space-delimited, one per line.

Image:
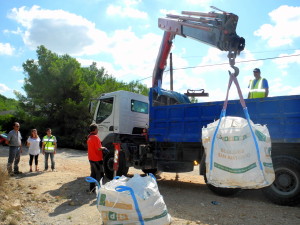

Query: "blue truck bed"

xmin=149 ymin=94 xmax=300 ymax=144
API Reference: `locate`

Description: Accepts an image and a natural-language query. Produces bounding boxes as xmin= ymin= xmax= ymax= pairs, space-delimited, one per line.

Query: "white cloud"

xmin=185 ymin=0 xmax=212 ymax=7
xmin=272 ymin=50 xmax=300 ymax=69
xmin=106 ymin=0 xmax=148 ymax=19
xmin=281 ymin=71 xmax=288 ymax=77
xmin=77 ymin=58 xmax=118 ymax=76
xmin=159 ymin=9 xmax=180 ymax=16
xmin=76 ymin=28 xmax=164 ymax=86
xmin=190 ymin=48 xmax=229 ymax=76
xmin=106 ymin=28 xmax=161 ymax=79
xmin=11 ymin=66 xmax=23 ymax=72
xmin=0 ymin=43 xmax=15 ymax=55
xmin=8 ymin=5 xmax=109 ymax=55
xmin=4 ymin=5 xmax=180 ymax=90
xmin=0 ymin=84 xmax=11 ymax=94
xmin=124 ymin=0 xmax=141 ymax=6
xmin=254 ymin=5 xmax=300 ymax=47
xmin=190 ymin=48 xmax=263 ymax=76
xmin=162 ymin=52 xmax=191 ymax=91
xmin=288 ymin=86 xmax=300 ymax=95
xmin=3 ymin=27 xmax=22 ymax=35
xmin=268 ymin=77 xmax=300 ymax=96
xmin=169 ymin=47 xmax=266 ymax=102
xmin=238 ymin=49 xmax=264 ymax=72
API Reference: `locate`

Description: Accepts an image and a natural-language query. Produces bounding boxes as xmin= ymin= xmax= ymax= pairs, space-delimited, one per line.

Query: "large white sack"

xmin=202 ymin=116 xmax=275 ymax=189
xmin=96 ymin=174 xmax=171 ymax=225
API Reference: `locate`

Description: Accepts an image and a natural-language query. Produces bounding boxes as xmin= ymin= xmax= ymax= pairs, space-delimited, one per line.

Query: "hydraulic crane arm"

xmin=152 ymin=7 xmax=245 ymax=88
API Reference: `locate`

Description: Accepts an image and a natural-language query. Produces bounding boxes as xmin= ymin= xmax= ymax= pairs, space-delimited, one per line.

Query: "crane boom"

xmin=152 ymin=7 xmax=245 ymax=88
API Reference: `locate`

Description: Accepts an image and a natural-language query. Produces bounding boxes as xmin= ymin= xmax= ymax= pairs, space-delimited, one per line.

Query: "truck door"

xmin=95 ymin=96 xmax=114 ymax=141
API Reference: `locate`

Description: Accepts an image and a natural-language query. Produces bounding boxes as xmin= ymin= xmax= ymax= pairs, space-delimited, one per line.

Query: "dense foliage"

xmin=12 ymin=45 xmax=148 ymax=148
xmin=0 ymin=94 xmax=18 ymax=132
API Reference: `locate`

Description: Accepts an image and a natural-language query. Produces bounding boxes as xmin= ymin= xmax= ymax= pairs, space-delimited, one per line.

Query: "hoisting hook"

xmin=227 ymin=50 xmax=239 ymax=77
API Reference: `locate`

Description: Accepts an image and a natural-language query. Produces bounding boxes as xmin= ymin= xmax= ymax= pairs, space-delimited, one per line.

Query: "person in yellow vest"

xmin=42 ymin=128 xmax=57 ymax=172
xmin=248 ymin=68 xmax=269 ymax=99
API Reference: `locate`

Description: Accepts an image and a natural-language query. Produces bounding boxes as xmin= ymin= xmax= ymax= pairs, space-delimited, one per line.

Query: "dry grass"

xmin=0 ymin=166 xmax=8 ymax=186
xmin=0 ymin=166 xmax=21 ymax=224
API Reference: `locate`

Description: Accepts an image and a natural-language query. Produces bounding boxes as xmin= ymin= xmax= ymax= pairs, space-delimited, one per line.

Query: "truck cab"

xmin=93 ymin=90 xmax=149 ymax=145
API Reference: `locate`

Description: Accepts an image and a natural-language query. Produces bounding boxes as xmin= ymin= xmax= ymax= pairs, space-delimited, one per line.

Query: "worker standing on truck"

xmin=248 ymin=68 xmax=269 ymax=99
xmin=87 ymin=123 xmax=106 ymax=193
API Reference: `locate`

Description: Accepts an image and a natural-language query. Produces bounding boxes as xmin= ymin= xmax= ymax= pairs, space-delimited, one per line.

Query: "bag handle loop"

xmin=115 ymin=186 xmax=144 ymax=225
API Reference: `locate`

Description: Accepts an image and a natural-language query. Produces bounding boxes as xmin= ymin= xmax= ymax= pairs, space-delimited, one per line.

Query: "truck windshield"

xmin=96 ymin=97 xmax=113 ymax=124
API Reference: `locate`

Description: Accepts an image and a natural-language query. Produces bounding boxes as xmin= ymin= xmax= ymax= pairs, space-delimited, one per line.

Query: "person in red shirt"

xmin=87 ymin=123 xmax=106 ymax=192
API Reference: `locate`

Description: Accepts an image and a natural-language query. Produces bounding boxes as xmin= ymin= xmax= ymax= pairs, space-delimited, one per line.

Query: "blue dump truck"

xmin=93 ymin=89 xmax=300 ymax=206
xmin=91 ymin=9 xmax=300 ymax=206
xmin=149 ymin=88 xmax=300 ymax=206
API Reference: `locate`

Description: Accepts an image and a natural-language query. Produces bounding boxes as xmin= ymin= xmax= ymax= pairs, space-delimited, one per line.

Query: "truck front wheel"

xmin=262 ymin=155 xmax=300 ymax=206
xmin=103 ymin=151 xmax=129 ymax=180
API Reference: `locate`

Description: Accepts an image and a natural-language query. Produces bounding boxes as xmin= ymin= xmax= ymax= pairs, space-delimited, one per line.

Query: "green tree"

xmin=18 ymin=46 xmax=149 ymax=148
xmin=189 ymin=96 xmax=198 ymax=103
xmin=0 ymin=94 xmax=19 ymax=132
xmin=20 ymin=46 xmax=91 ymax=147
xmin=0 ymin=94 xmax=18 ymax=112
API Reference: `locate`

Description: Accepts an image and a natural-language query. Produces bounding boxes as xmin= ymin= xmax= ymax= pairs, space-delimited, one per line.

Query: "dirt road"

xmin=0 ymin=146 xmax=299 ymax=225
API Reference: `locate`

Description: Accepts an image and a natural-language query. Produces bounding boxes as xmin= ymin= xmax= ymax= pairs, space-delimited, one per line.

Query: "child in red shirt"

xmin=87 ymin=124 xmax=106 ymax=192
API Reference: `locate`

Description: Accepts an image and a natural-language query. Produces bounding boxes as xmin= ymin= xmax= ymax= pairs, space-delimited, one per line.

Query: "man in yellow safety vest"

xmin=248 ymin=68 xmax=269 ymax=99
xmin=42 ymin=128 xmax=57 ymax=172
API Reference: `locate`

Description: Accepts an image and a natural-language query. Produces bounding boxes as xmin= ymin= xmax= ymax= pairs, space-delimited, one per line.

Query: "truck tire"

xmin=262 ymin=155 xmax=300 ymax=206
xmin=142 ymin=169 xmax=158 ymax=175
xmin=103 ymin=151 xmax=129 ymax=180
xmin=204 ymin=173 xmax=241 ymax=196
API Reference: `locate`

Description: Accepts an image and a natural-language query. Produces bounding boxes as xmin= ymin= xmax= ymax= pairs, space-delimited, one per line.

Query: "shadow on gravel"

xmin=154 ymin=178 xmax=283 ymax=223
xmin=45 ymin=176 xmax=98 ymax=217
xmin=157 ymin=177 xmax=271 ymax=204
xmin=14 ymin=171 xmax=44 ymax=179
xmin=157 ymin=178 xmax=208 ymax=191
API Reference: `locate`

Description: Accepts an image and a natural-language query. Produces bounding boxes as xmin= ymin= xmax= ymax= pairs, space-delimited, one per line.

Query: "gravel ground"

xmin=0 ymin=146 xmax=299 ymax=225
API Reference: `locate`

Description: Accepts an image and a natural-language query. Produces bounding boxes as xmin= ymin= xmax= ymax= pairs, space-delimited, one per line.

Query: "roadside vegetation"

xmin=0 ymin=166 xmax=20 ymax=225
xmin=0 ymin=45 xmax=149 ymax=149
xmin=0 ymin=95 xmax=18 ymax=133
xmin=0 ymin=45 xmax=149 ymax=223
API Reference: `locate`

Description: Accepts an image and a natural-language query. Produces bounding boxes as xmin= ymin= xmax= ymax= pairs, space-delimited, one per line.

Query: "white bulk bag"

xmin=87 ymin=174 xmax=171 ymax=225
xmin=202 ymin=73 xmax=275 ymax=189
xmin=202 ymin=116 xmax=275 ymax=188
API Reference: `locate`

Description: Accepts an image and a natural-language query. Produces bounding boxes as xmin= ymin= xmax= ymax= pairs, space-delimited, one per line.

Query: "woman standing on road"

xmin=27 ymin=129 xmax=41 ymax=172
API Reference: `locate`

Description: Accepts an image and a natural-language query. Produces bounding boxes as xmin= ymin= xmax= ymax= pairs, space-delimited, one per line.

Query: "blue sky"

xmin=0 ymin=0 xmax=299 ymax=102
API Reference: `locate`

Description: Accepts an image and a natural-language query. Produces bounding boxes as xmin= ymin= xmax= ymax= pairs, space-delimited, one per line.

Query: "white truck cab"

xmin=93 ymin=90 xmax=149 ymax=141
